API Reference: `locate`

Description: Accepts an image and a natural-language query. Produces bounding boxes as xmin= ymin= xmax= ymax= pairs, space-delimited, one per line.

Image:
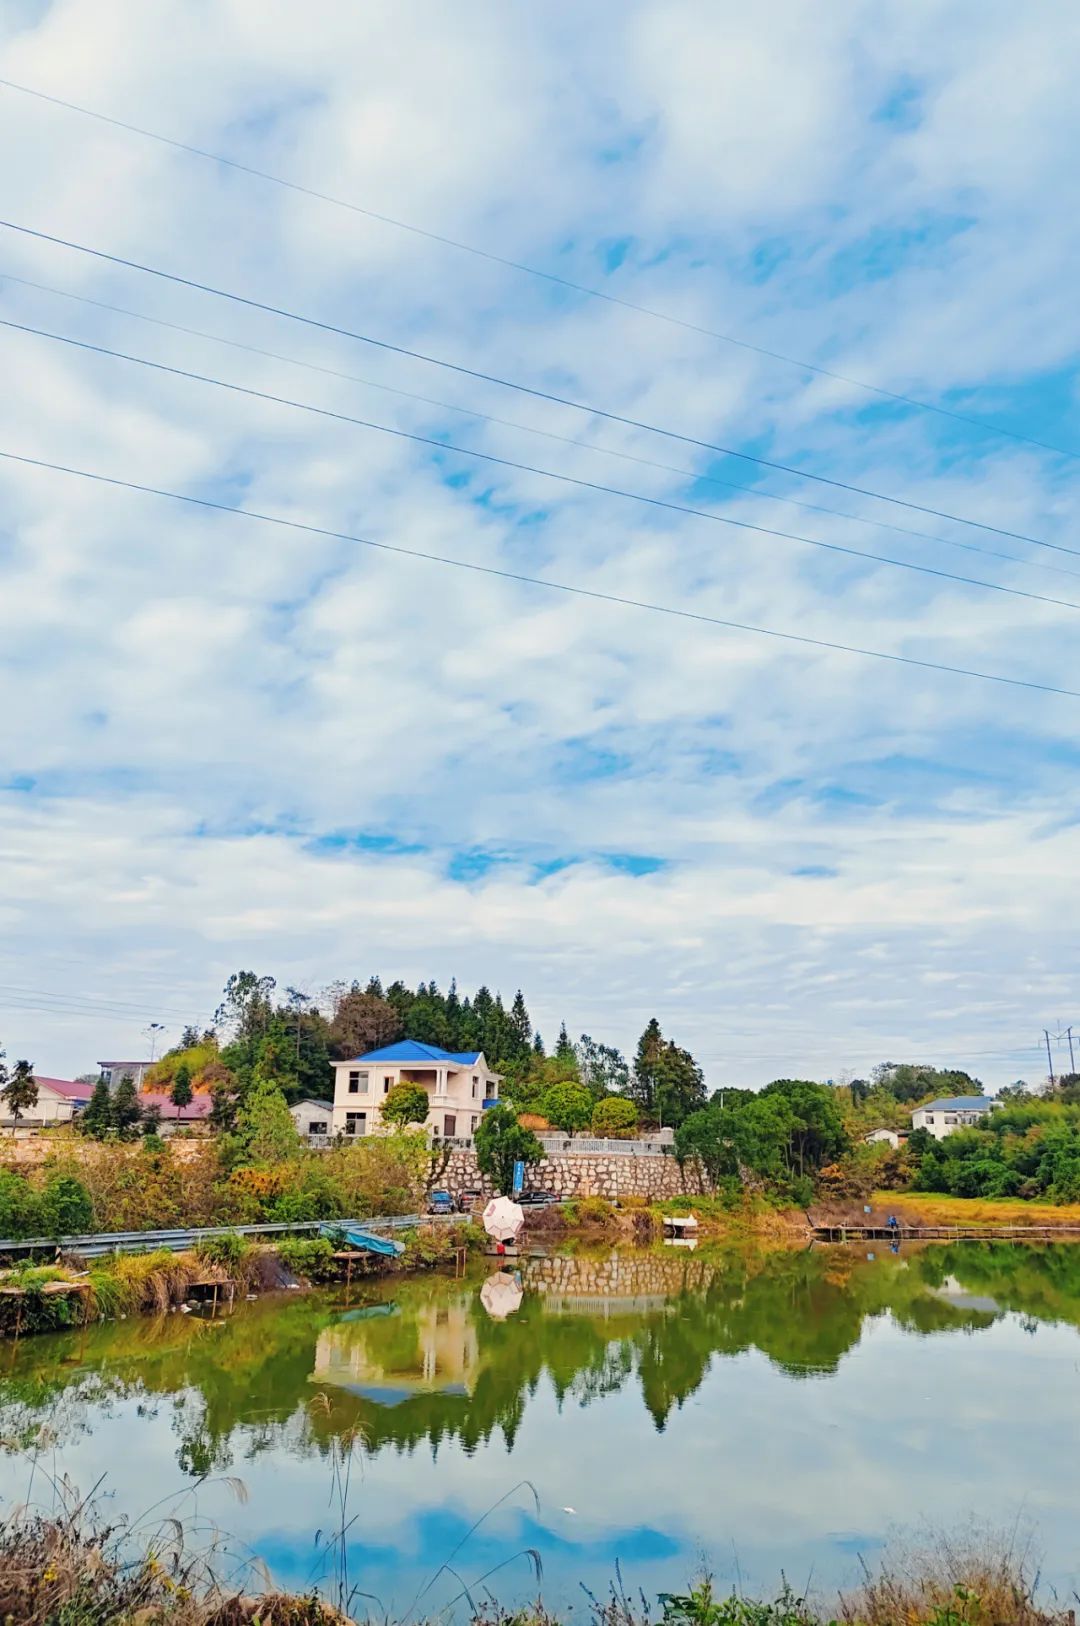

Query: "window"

xmin=444 ymin=1114 xmax=457 ymax=1137
xmin=472 ymin=1076 xmax=480 ymax=1098
xmin=347 ymin=1070 xmax=361 ymax=1094
xmin=345 ymin=1111 xmax=367 ymax=1137
xmin=383 ymin=1075 xmax=393 ymax=1093
xmin=471 ymin=1115 xmax=478 ymax=1132
xmin=308 ymin=1119 xmax=328 ymax=1136
xmin=924 ymin=1114 xmax=935 ymax=1124
xmin=945 ymin=1115 xmax=957 ymax=1124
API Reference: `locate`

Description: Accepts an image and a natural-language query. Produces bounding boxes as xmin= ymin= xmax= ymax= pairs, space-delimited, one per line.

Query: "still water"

xmin=1 ymin=1241 xmax=1078 ymax=1611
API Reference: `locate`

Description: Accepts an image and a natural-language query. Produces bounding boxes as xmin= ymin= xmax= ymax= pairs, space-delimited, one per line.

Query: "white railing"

xmin=436 ymin=1134 xmax=673 ymax=1157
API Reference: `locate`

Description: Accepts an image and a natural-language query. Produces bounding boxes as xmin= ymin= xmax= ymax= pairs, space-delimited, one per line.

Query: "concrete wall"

xmin=441 ymin=1146 xmax=692 ymax=1201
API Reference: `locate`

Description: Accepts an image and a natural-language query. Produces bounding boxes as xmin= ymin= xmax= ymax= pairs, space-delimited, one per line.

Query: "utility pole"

xmin=1045 ymin=1028 xmax=1056 ymax=1088
xmin=145 ymin=1021 xmax=165 ymax=1062
xmin=1069 ymin=1026 xmax=1076 ymax=1076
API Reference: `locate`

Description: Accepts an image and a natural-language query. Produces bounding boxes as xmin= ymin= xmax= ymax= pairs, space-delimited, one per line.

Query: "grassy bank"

xmin=871 ymin=1191 xmax=1080 ymax=1229
xmin=0 ymin=1222 xmax=482 ymax=1338
xmin=0 ymin=1509 xmax=1068 ymax=1624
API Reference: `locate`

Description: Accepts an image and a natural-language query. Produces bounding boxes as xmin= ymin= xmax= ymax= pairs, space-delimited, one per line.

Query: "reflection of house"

xmin=1 ymin=1076 xmax=92 ymax=1129
xmin=331 ymin=1041 xmax=500 ymax=1139
xmin=931 ymin=1275 xmax=1001 ymax=1314
xmin=99 ymin=1060 xmax=153 ymax=1089
xmin=911 ymin=1097 xmax=996 ymax=1140
xmin=312 ymin=1298 xmax=480 ymax=1403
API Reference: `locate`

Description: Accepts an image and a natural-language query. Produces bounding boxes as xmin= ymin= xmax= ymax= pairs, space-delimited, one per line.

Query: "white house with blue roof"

xmin=911 ymin=1095 xmax=997 ymax=1140
xmin=331 ymin=1040 xmax=501 ymax=1139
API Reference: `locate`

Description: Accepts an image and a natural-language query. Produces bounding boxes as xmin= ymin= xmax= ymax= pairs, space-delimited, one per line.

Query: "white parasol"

xmin=479 ymin=1270 xmax=524 ymax=1320
xmin=482 ymin=1195 xmax=525 ymax=1242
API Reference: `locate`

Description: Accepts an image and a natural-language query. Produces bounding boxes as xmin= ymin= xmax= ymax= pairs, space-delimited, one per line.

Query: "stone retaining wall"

xmin=441 ymin=1146 xmax=691 ymax=1201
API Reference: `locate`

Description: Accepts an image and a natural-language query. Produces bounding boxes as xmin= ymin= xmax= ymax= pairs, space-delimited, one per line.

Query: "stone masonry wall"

xmin=441 ymin=1146 xmax=691 ymax=1201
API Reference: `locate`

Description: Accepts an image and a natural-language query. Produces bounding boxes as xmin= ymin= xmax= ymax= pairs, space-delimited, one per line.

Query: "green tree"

xmin=39 ymin=1173 xmax=93 ymax=1237
xmin=328 ymin=984 xmax=403 ymax=1059
xmin=215 ymin=970 xmax=277 ymax=1068
xmin=381 ymin=1081 xmax=431 ymax=1130
xmin=81 ymin=1076 xmax=114 ymax=1139
xmin=508 ymin=990 xmax=532 ymax=1058
xmin=631 ymin=1018 xmax=665 ymax=1116
xmin=474 ymin=1104 xmax=542 ymax=1195
xmin=540 ymin=1081 xmax=593 ymax=1134
xmin=577 ymin=1034 xmax=629 ymax=1099
xmin=760 ymin=1079 xmax=850 ymax=1179
xmin=2 ymin=1058 xmax=38 ymax=1123
xmin=655 ymin=1042 xmax=706 ymax=1127
xmin=554 ymin=1022 xmax=577 ymax=1070
xmin=592 ymin=1095 xmax=638 ymax=1138
xmin=170 ymin=1062 xmax=194 ymax=1120
xmin=111 ymin=1074 xmax=143 ymax=1140
xmin=233 ymin=1076 xmax=301 ymax=1165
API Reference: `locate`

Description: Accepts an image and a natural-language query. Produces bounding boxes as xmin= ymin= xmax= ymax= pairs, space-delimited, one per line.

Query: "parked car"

xmin=518 ymin=1189 xmax=559 ymax=1208
xmin=457 ymin=1188 xmax=483 ymax=1212
xmin=427 ymin=1189 xmax=455 ymax=1215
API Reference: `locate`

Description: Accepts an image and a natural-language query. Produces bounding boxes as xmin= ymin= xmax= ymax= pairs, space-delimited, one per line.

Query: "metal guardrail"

xmin=0 ymin=1212 xmax=459 ymax=1260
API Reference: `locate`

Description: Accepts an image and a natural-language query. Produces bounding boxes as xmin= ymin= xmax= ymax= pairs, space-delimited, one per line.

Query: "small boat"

xmin=319 ymin=1223 xmax=405 ymax=1258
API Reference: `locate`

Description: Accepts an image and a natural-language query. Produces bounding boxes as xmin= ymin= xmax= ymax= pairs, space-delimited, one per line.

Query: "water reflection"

xmin=0 ymin=1240 xmax=1076 ymax=1476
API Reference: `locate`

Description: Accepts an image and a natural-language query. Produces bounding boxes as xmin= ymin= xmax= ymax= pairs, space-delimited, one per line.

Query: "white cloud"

xmin=0 ymin=0 xmax=1078 ymax=1084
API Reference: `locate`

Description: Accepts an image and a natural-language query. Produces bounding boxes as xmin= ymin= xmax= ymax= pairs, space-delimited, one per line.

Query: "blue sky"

xmin=1 ymin=0 xmax=1079 ymax=1084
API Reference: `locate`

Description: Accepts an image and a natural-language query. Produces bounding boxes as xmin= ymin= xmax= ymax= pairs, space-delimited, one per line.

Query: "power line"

xmin=2 ymin=74 xmax=1075 ymax=464
xmin=2 ymin=217 xmax=1071 ymax=558
xmin=8 ymin=268 xmax=1080 ymax=588
xmin=9 ymin=313 xmax=1080 ymax=617
xmin=3 ymin=443 xmax=1079 ymax=701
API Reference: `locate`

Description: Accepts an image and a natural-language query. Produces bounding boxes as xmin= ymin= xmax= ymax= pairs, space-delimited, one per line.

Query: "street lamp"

xmin=144 ymin=1022 xmax=165 ymax=1062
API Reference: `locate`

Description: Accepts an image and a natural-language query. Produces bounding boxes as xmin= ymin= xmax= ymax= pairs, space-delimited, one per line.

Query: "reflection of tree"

xmin=1 ymin=1240 xmax=1076 ymax=1473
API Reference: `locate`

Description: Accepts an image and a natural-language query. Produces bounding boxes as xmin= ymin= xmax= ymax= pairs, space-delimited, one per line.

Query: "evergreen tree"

xmin=532 ymin=1031 xmax=546 ymax=1056
xmin=472 ymin=986 xmax=495 ymax=1056
xmin=2 ymin=1059 xmax=38 ymax=1123
xmin=445 ymin=979 xmax=463 ymax=1049
xmin=631 ymin=1018 xmax=665 ymax=1115
xmin=233 ymin=1076 xmax=301 ymax=1165
xmin=171 ymin=1062 xmax=194 ymax=1121
xmin=81 ymin=1077 xmax=114 ymax=1139
xmin=112 ymin=1074 xmax=143 ymax=1140
xmin=655 ymin=1042 xmax=706 ymax=1127
xmin=509 ymin=990 xmax=532 ymax=1058
xmin=554 ymin=1022 xmax=578 ymax=1074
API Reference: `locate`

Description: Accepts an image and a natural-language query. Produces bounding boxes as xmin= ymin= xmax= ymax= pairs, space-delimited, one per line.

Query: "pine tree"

xmin=2 ymin=1059 xmax=38 ymax=1123
xmin=509 ymin=990 xmax=532 ymax=1058
xmin=631 ymin=1018 xmax=665 ymax=1115
xmin=532 ymin=1031 xmax=546 ymax=1056
xmin=112 ymin=1074 xmax=143 ymax=1140
xmin=555 ymin=1022 xmax=575 ymax=1064
xmin=171 ymin=1062 xmax=194 ymax=1121
xmin=81 ymin=1077 xmax=114 ymax=1139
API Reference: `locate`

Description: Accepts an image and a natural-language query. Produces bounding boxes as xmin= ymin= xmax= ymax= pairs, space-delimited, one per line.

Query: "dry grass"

xmin=0 ymin=1506 xmax=348 ymax=1624
xmin=835 ymin=1530 xmax=1072 ymax=1624
xmin=873 ymin=1191 xmax=1080 ymax=1228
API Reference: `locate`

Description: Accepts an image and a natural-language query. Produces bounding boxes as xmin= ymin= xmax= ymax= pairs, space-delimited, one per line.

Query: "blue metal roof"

xmin=917 ymin=1096 xmax=995 ymax=1112
xmin=349 ymin=1039 xmax=482 ymax=1065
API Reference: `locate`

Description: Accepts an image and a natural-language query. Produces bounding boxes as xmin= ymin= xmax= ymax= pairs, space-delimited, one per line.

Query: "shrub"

xmin=592 ymin=1095 xmax=638 ymax=1138
xmin=540 ymin=1082 xmax=593 ymax=1134
xmin=277 ymin=1235 xmax=338 ymax=1282
xmin=0 ymin=1169 xmax=42 ymax=1239
xmin=39 ymin=1174 xmax=93 ymax=1238
xmin=194 ymin=1231 xmax=250 ymax=1270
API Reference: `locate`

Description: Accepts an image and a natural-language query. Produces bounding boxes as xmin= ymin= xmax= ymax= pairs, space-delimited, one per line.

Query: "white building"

xmin=98 ymin=1060 xmax=154 ymax=1089
xmin=911 ymin=1096 xmax=996 ymax=1140
xmin=331 ymin=1040 xmax=500 ymax=1139
xmin=0 ymin=1076 xmax=92 ymax=1130
xmin=863 ymin=1127 xmax=908 ymax=1148
xmin=289 ymin=1098 xmax=334 ymax=1139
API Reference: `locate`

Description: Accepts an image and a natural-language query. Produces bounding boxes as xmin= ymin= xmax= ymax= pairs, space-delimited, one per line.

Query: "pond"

xmin=1 ymin=1239 xmax=1079 ymax=1614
